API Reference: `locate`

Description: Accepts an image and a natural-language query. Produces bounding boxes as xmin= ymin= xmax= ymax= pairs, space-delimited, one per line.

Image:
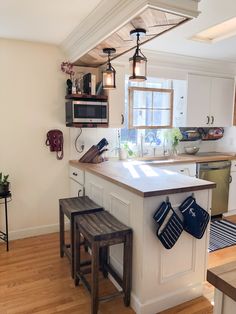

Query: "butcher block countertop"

xmin=207 ymin=261 xmax=236 ymax=302
xmin=136 ymin=152 xmax=236 ymax=164
xmin=70 ymin=159 xmax=216 ymax=197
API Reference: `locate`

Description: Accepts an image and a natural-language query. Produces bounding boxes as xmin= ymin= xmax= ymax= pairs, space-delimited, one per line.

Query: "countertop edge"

xmin=207 ymin=262 xmax=236 ymax=302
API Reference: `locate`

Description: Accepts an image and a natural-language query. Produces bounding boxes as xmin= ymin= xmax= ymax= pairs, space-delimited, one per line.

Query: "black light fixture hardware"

xmin=129 ymin=28 xmax=147 ymax=81
xmin=102 ymin=48 xmax=116 ymax=89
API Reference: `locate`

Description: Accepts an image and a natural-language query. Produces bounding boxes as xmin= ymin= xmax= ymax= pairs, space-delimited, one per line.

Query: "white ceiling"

xmin=0 ymin=0 xmax=236 ymax=62
xmin=144 ymin=0 xmax=236 ymax=62
xmin=0 ymin=0 xmax=102 ymax=44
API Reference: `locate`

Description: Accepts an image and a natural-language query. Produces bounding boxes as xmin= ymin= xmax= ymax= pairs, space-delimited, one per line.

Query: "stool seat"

xmin=74 ymin=210 xmax=133 ymax=314
xmin=59 ymin=196 xmax=103 ymax=218
xmin=59 ymin=196 xmax=103 ymax=278
xmin=77 ymin=211 xmax=131 ymax=242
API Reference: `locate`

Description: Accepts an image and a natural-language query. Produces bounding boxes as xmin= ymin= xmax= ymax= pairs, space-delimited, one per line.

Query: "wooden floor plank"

xmin=0 ymin=215 xmax=235 ymax=314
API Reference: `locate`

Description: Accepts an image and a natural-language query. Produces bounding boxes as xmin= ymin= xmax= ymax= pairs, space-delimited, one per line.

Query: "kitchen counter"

xmin=70 ymin=159 xmax=216 ymax=197
xmin=207 ymin=261 xmax=236 ymax=313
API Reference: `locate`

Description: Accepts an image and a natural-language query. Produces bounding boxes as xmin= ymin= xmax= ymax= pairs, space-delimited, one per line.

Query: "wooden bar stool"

xmin=74 ymin=211 xmax=133 ymax=314
xmin=59 ymin=196 xmax=103 ymax=277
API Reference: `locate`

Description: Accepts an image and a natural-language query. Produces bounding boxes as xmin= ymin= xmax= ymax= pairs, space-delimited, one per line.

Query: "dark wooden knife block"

xmin=79 ymin=145 xmax=106 ymax=163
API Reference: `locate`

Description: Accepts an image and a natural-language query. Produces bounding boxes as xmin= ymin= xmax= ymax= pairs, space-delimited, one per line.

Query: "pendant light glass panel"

xmin=129 ymin=55 xmax=147 ymax=81
xmin=102 ymin=48 xmax=116 ymax=89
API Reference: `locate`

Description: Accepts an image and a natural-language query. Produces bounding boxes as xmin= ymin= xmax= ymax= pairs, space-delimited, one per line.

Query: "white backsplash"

xmin=69 ymin=127 xmax=119 ymax=160
xmin=215 ymin=127 xmax=236 ymax=153
xmin=69 ymin=126 xmax=223 ymax=161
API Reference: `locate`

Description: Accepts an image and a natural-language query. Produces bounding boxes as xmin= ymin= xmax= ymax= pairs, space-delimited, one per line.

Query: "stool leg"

xmin=71 ymin=217 xmax=75 ymax=278
xmin=59 ymin=206 xmax=64 ymax=258
xmin=91 ymin=242 xmax=99 ymax=314
xmin=100 ymin=246 xmax=108 ymax=278
xmin=74 ymin=223 xmax=81 ymax=286
xmin=5 ymin=197 xmax=9 ymax=251
xmin=123 ymin=232 xmax=132 ymax=307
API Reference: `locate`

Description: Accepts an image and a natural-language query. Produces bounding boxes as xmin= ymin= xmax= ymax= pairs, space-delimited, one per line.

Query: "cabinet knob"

xmin=72 ymin=172 xmax=78 ymax=176
xmin=229 ymin=175 xmax=232 ymax=184
xmin=206 ymin=116 xmax=210 ymax=124
xmin=211 ymin=116 xmax=214 ymax=125
xmin=121 ymin=114 xmax=124 ymax=125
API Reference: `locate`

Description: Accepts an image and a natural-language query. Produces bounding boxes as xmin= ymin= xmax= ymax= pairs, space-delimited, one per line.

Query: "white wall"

xmin=0 ymin=39 xmax=70 ymax=240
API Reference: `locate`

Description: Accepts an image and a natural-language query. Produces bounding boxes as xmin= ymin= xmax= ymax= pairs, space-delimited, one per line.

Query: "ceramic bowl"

xmin=184 ymin=146 xmax=200 ymax=155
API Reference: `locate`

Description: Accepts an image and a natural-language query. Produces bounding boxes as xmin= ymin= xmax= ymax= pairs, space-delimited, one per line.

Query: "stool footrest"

xmin=99 ymin=291 xmax=124 ymax=303
xmin=104 ymin=264 xmax=123 ymax=289
xmin=77 ymin=272 xmax=91 ymax=293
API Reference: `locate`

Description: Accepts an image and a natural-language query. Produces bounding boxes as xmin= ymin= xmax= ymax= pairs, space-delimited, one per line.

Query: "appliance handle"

xmin=201 ymin=165 xmax=231 ymax=171
xmin=121 ymin=114 xmax=124 ymax=125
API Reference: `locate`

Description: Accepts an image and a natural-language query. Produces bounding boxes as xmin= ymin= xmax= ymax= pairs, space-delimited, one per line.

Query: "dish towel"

xmin=153 ymin=202 xmax=184 ymax=249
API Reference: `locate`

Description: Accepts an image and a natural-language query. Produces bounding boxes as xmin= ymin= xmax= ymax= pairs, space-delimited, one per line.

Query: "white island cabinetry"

xmin=69 ymin=166 xmax=84 ymax=197
xmin=81 ymin=161 xmax=214 ymax=314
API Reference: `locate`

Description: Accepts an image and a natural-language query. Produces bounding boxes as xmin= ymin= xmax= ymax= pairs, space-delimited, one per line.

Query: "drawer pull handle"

xmin=72 ymin=172 xmax=78 ymax=176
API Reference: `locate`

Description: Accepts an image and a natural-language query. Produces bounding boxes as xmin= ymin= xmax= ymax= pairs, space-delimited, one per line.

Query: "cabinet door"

xmin=70 ymin=178 xmax=84 ymax=197
xmin=106 ymin=64 xmax=126 ymax=128
xmin=186 ymin=74 xmax=211 ymax=127
xmin=210 ymin=77 xmax=234 ymax=127
xmin=228 ymin=172 xmax=236 ymax=211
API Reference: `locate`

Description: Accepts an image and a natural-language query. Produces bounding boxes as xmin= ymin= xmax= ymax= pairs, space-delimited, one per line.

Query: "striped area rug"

xmin=209 ymin=219 xmax=236 ymax=252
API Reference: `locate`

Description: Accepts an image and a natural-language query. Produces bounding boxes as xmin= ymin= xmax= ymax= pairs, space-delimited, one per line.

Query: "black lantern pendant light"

xmin=102 ymin=48 xmax=116 ymax=89
xmin=129 ymin=28 xmax=147 ymax=81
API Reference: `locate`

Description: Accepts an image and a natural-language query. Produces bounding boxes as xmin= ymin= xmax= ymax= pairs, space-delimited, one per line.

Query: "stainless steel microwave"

xmin=66 ymin=99 xmax=108 ymax=124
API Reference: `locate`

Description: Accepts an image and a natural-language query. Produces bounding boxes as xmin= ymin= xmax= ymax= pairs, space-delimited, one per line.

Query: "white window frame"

xmin=128 ymin=86 xmax=173 ymax=129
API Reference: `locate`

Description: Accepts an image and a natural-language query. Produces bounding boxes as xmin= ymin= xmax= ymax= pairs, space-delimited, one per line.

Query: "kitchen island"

xmin=70 ymin=160 xmax=216 ymax=314
xmin=207 ymin=261 xmax=236 ymax=314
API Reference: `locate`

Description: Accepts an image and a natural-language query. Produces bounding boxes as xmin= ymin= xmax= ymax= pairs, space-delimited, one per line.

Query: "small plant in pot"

xmin=0 ymin=173 xmax=10 ymax=196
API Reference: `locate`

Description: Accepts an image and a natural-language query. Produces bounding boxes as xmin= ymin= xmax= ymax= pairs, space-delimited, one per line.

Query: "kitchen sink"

xmin=137 ymin=156 xmax=175 ymax=162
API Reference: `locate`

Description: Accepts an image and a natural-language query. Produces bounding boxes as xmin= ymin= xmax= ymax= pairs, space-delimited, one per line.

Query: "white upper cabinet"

xmin=210 ymin=77 xmax=235 ymax=127
xmin=185 ymin=74 xmax=235 ymax=127
xmin=105 ymin=64 xmax=126 ymax=128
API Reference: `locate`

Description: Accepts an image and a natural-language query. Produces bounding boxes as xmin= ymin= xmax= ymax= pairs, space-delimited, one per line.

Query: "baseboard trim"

xmin=9 ymin=222 xmax=70 ymax=240
xmin=223 ymin=210 xmax=236 ymax=217
xmin=131 ymin=283 xmax=203 ymax=314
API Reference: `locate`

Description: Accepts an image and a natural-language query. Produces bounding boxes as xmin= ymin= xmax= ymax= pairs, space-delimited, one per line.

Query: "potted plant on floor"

xmin=0 ymin=173 xmax=10 ymax=196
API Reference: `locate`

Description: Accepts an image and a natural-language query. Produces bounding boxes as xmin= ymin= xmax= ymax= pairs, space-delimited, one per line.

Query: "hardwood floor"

xmin=0 ymin=216 xmax=235 ymax=314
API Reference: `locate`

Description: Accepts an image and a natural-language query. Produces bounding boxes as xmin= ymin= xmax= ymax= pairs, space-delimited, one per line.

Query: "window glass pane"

xmin=152 ymin=110 xmax=171 ymax=126
xmin=133 ymin=109 xmax=152 ymax=127
xmin=153 ymin=92 xmax=171 ymax=109
xmin=133 ymin=90 xmax=152 ymax=109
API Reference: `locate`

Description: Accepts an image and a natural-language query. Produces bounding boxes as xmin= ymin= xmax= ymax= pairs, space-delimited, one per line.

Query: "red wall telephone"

xmin=45 ymin=129 xmax=64 ymax=160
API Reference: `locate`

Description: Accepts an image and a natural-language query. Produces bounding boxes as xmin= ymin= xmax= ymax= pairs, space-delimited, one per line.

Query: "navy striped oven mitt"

xmin=153 ymin=201 xmax=184 ymax=249
xmin=179 ymin=196 xmax=210 ymax=239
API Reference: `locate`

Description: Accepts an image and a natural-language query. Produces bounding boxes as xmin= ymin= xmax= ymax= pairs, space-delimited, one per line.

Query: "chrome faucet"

xmin=140 ymin=132 xmax=157 ymax=157
xmin=163 ymin=138 xmax=169 ymax=156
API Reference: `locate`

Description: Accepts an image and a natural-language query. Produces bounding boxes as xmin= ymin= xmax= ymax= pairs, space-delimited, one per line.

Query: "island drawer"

xmin=69 ymin=166 xmax=84 ymax=185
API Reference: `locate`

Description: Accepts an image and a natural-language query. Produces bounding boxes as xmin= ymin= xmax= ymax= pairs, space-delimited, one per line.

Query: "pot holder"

xmin=179 ymin=196 xmax=209 ymax=239
xmin=153 ymin=202 xmax=184 ymax=249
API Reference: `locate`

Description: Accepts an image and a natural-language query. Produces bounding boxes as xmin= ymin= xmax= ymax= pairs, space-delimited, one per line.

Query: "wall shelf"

xmin=65 ymin=94 xmax=108 ymax=100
